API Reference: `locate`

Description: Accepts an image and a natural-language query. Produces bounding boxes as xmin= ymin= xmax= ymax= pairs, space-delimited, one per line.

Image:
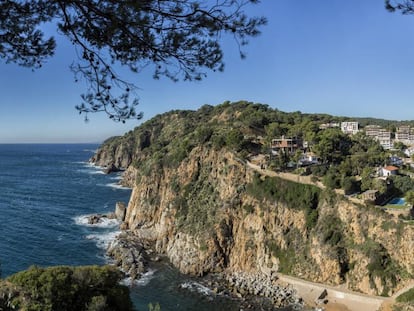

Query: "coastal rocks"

xmin=89 ymin=138 xmax=133 ymax=170
xmin=104 ymin=163 xmax=121 ymax=174
xmin=87 ymin=213 xmax=116 ymax=225
xmin=106 ymin=232 xmax=148 ymax=280
xmin=226 ymin=271 xmax=303 ymax=308
xmin=120 ymin=166 xmax=137 ymax=188
xmin=115 ymin=202 xmax=127 ymax=222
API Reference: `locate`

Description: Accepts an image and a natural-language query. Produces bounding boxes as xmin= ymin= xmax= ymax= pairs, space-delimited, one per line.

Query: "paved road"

xmin=277 ymin=274 xmax=387 ymax=311
xmin=245 ymin=159 xmax=414 ymax=309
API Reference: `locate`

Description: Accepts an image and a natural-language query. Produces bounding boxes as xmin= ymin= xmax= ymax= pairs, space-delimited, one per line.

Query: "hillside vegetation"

xmin=92 ymin=101 xmax=414 ymax=299
xmin=0 ymin=265 xmax=133 ymax=311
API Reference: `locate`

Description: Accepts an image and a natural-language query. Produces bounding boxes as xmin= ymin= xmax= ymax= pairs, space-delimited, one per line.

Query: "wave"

xmin=75 ymin=162 xmax=106 ymax=174
xmin=86 ymin=230 xmax=121 ymax=249
xmin=110 ymin=175 xmax=123 ymax=180
xmin=73 ymin=214 xmax=120 ymax=228
xmin=121 ymin=269 xmax=157 ymax=287
xmin=180 ymin=281 xmax=215 ymax=299
xmin=83 ymin=149 xmax=98 ymax=153
xmin=78 ymin=169 xmax=106 ymax=175
xmin=104 ymin=182 xmax=131 ymax=190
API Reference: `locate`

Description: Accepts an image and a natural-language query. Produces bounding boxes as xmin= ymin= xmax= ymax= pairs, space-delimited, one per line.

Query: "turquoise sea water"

xmin=0 ymin=144 xmax=290 ymax=310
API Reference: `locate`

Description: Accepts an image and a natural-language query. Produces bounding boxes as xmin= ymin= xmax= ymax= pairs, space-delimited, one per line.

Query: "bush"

xmin=265 ymin=241 xmax=295 ymax=274
xmin=396 ymin=288 xmax=414 ymax=303
xmin=2 ymin=265 xmax=133 ymax=311
xmin=311 ymin=165 xmax=328 ymax=177
xmin=323 ymin=167 xmax=341 ymax=189
xmin=246 ymin=174 xmax=320 ymax=212
xmin=341 ymin=176 xmax=360 ymax=195
xmin=243 ymin=204 xmax=255 ymax=214
xmin=357 ymin=239 xmax=403 ymax=293
xmin=195 ymin=126 xmax=214 ymax=144
xmin=225 ymin=129 xmax=245 ymax=151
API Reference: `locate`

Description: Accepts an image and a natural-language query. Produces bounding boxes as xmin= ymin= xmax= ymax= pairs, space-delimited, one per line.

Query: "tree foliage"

xmin=0 ymin=0 xmax=266 ymax=121
xmin=386 ymin=0 xmax=414 ymax=14
xmin=312 ymin=128 xmax=351 ymax=164
xmin=405 ymin=190 xmax=414 ymax=206
xmin=0 ymin=265 xmax=132 ymax=311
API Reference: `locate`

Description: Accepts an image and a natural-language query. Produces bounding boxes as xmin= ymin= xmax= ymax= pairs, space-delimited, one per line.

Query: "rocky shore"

xmin=105 ymin=226 xmax=305 ymax=310
xmin=225 ymin=271 xmax=303 ymax=309
xmin=106 ymin=232 xmax=149 ymax=280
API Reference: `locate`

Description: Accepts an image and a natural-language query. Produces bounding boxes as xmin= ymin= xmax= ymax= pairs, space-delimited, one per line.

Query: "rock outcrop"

xmin=94 ymin=103 xmax=414 ymax=301
xmin=115 ymin=202 xmax=127 ymax=222
xmin=87 ymin=213 xmax=115 ymax=225
xmin=90 ymin=136 xmax=133 ymax=170
xmin=106 ymin=232 xmax=148 ymax=280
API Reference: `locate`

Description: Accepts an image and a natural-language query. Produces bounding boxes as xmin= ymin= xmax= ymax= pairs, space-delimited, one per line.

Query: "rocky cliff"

xmin=92 ymin=102 xmax=414 ymax=298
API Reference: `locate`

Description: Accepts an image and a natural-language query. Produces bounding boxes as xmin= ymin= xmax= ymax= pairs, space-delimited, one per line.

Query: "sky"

xmin=1 ymin=0 xmax=414 ymax=143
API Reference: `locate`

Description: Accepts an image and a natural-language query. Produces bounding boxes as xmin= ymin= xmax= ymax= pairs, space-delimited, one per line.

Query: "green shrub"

xmin=2 ymin=265 xmax=132 ymax=311
xmin=243 ymin=204 xmax=255 ymax=214
xmin=357 ymin=239 xmax=403 ymax=292
xmin=246 ymin=174 xmax=320 ymax=229
xmin=265 ymin=240 xmax=295 ymax=274
xmin=396 ymin=288 xmax=414 ymax=303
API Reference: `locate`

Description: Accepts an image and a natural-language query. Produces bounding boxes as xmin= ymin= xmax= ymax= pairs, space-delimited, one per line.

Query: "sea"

xmin=0 ymin=144 xmax=295 ymax=311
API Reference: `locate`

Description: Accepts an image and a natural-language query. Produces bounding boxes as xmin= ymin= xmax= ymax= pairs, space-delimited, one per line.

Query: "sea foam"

xmin=121 ymin=269 xmax=157 ymax=287
xmin=180 ymin=281 xmax=215 ymax=299
xmin=73 ymin=214 xmax=120 ymax=228
xmin=105 ymin=182 xmax=131 ymax=190
xmin=86 ymin=230 xmax=121 ymax=249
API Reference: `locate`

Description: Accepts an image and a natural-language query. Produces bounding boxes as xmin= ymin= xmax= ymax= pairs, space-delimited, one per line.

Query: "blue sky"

xmin=1 ymin=0 xmax=414 ymax=143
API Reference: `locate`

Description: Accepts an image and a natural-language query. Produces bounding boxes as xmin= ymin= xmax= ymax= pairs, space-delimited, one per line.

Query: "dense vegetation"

xmin=247 ymin=173 xmax=320 ymax=230
xmin=101 ymin=100 xmax=414 ymax=201
xmin=0 ymin=265 xmax=133 ymax=311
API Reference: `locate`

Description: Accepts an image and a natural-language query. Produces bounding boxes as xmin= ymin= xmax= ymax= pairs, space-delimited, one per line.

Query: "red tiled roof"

xmin=384 ymin=165 xmax=399 ymax=171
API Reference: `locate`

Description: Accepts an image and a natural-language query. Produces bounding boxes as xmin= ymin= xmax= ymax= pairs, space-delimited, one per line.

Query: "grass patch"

xmin=265 ymin=240 xmax=295 ymax=274
xmin=396 ymin=288 xmax=414 ymax=303
xmin=246 ymin=174 xmax=320 ymax=231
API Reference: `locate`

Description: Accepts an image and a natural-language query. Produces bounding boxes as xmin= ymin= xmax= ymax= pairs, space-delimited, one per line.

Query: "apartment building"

xmin=395 ymin=125 xmax=414 ymax=145
xmin=340 ymin=122 xmax=359 ymax=135
xmin=364 ymin=125 xmax=392 ymax=150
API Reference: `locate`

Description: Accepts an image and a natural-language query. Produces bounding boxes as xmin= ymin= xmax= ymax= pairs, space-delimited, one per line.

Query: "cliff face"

xmin=91 ymin=136 xmax=134 ymax=169
xmin=94 ymin=103 xmax=414 ymax=297
xmin=122 ymin=144 xmax=414 ymax=296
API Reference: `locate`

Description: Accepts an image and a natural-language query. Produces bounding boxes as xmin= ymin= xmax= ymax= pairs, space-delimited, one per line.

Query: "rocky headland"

xmin=91 ymin=102 xmax=414 ymax=310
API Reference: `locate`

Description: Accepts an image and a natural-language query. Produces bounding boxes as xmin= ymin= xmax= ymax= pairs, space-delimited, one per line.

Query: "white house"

xmin=299 ymin=153 xmax=319 ymax=166
xmin=380 ymin=165 xmax=399 ymax=177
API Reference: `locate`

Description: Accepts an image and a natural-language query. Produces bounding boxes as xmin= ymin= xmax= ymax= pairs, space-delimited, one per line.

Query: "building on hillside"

xmin=271 ymin=136 xmax=303 ymax=155
xmin=362 ymin=190 xmax=379 ymax=203
xmin=377 ymin=129 xmax=392 ymax=150
xmin=380 ymin=165 xmax=399 ymax=177
xmin=341 ymin=122 xmax=359 ymax=135
xmin=364 ymin=125 xmax=382 ymax=138
xmin=389 ymin=155 xmax=403 ymax=167
xmin=395 ymin=125 xmax=414 ymax=145
xmin=298 ymin=153 xmax=319 ymax=166
xmin=364 ymin=125 xmax=392 ymax=149
xmin=405 ymin=147 xmax=414 ymax=157
xmin=319 ymin=122 xmax=340 ymax=130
